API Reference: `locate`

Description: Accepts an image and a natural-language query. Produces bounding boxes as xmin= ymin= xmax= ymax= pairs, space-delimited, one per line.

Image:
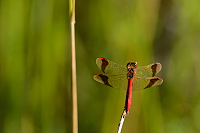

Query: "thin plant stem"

xmin=117 ymin=109 xmax=126 ymax=133
xmin=70 ymin=0 xmax=78 ymax=132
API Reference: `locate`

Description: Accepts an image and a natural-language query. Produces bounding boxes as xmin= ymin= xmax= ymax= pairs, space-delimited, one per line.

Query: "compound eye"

xmin=126 ymin=62 xmax=137 ymax=68
xmin=131 ymin=62 xmax=137 ymax=67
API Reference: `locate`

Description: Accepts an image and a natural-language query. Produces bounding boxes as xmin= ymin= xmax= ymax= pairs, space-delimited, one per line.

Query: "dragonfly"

xmin=93 ymin=57 xmax=163 ymax=115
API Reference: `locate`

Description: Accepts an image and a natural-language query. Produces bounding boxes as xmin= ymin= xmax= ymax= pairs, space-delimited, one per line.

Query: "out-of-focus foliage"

xmin=1 ymin=0 xmax=200 ymax=133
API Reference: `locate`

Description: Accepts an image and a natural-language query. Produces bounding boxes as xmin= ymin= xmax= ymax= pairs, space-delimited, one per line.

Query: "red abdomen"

xmin=124 ymin=78 xmax=133 ymax=115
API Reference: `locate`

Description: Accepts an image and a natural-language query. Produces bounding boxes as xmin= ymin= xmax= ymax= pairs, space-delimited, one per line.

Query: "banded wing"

xmin=94 ymin=57 xmax=128 ymax=90
xmin=136 ymin=63 xmax=162 ymax=77
xmin=96 ymin=57 xmax=127 ymax=75
xmin=94 ymin=57 xmax=163 ymax=90
xmin=93 ymin=74 xmax=128 ymax=90
xmin=132 ymin=77 xmax=163 ymax=91
xmin=133 ymin=62 xmax=163 ymax=90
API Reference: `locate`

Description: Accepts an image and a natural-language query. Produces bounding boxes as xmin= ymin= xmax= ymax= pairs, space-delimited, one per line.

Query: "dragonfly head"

xmin=126 ymin=62 xmax=137 ymax=69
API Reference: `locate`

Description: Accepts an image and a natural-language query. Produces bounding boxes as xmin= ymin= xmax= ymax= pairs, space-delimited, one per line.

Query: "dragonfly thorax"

xmin=126 ymin=62 xmax=137 ymax=79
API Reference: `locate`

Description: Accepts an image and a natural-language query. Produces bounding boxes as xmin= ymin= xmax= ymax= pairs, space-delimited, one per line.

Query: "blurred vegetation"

xmin=1 ymin=0 xmax=200 ymax=133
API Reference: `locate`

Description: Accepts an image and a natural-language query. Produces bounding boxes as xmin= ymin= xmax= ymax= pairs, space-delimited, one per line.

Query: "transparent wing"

xmin=136 ymin=63 xmax=162 ymax=77
xmin=94 ymin=58 xmax=163 ymax=91
xmin=132 ymin=77 xmax=163 ymax=91
xmin=96 ymin=57 xmax=127 ymax=75
xmin=93 ymin=74 xmax=128 ymax=90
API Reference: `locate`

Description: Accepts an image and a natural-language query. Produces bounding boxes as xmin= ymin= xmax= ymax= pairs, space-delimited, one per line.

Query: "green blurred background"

xmin=1 ymin=0 xmax=200 ymax=133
